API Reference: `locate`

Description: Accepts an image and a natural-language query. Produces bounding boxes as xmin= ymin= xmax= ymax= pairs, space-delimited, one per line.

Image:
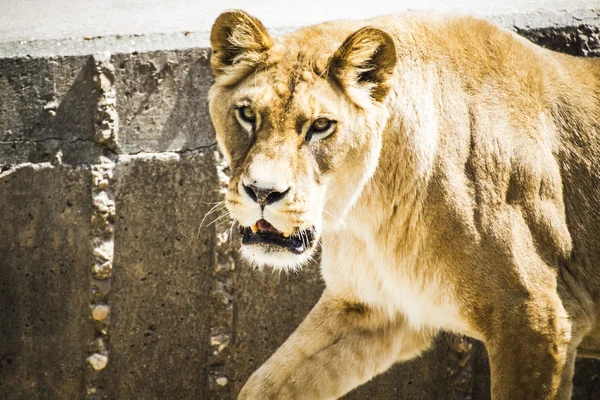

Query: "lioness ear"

xmin=329 ymin=27 xmax=396 ymax=106
xmin=210 ymin=10 xmax=273 ymax=84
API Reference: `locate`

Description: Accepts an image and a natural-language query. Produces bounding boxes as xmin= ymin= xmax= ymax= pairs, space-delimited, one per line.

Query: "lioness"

xmin=208 ymin=9 xmax=600 ymax=399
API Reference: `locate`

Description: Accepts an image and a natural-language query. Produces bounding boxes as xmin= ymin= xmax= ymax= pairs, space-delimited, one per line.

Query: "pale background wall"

xmin=0 ymin=0 xmax=595 ymax=43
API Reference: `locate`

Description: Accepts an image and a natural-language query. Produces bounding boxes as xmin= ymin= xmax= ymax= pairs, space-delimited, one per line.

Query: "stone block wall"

xmin=1 ymin=11 xmax=600 ymax=399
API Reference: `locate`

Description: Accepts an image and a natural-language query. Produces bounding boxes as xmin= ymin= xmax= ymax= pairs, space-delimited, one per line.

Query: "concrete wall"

xmin=1 ymin=10 xmax=600 ymax=400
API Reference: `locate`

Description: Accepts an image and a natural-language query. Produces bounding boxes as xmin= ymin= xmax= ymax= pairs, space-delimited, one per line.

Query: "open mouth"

xmin=240 ymin=219 xmax=315 ymax=254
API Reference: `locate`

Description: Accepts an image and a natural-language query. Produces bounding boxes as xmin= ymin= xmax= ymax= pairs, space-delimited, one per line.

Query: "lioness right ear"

xmin=210 ymin=10 xmax=273 ymax=85
xmin=329 ymin=27 xmax=396 ymax=108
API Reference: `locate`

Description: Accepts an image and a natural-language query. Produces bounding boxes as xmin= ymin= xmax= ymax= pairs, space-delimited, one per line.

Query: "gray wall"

xmin=1 ymin=10 xmax=600 ymax=400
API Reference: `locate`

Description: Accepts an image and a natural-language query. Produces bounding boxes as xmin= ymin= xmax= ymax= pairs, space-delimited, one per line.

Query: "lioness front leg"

xmin=239 ymin=291 xmax=433 ymax=399
xmin=485 ymin=298 xmax=575 ymax=400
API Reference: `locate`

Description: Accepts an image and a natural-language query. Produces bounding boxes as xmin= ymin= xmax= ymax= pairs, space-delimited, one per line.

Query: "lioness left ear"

xmin=210 ymin=10 xmax=273 ymax=85
xmin=329 ymin=27 xmax=396 ymax=106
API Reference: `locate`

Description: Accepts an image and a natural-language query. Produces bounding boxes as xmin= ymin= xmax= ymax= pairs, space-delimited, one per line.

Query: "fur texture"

xmin=208 ymin=10 xmax=600 ymax=399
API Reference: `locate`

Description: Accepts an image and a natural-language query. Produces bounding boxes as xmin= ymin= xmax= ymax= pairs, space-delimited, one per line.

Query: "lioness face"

xmin=208 ymin=11 xmax=396 ymax=269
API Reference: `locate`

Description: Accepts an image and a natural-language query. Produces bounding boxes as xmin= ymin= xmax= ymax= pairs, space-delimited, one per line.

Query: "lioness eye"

xmin=234 ymin=105 xmax=258 ymax=133
xmin=312 ymin=118 xmax=331 ymax=132
xmin=239 ymin=106 xmax=256 ymax=123
xmin=306 ymin=117 xmax=336 ymax=142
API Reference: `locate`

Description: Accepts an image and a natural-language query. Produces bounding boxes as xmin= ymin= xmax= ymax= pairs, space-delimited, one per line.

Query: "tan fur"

xmin=208 ymin=10 xmax=600 ymax=399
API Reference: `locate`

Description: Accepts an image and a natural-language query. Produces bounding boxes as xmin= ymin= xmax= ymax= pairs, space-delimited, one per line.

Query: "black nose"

xmin=243 ymin=184 xmax=290 ymax=206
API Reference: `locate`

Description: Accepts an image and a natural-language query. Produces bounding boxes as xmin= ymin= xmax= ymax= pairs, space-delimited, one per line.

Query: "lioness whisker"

xmin=302 ymin=229 xmax=309 ymax=249
xmin=205 ymin=211 xmax=231 ymax=228
xmin=197 ymin=201 xmax=228 ymax=238
xmin=323 ymin=209 xmax=343 ymax=225
xmin=228 ymin=220 xmax=238 ymax=246
xmin=199 ymin=200 xmax=226 ymax=205
xmin=199 ymin=201 xmax=225 ymax=224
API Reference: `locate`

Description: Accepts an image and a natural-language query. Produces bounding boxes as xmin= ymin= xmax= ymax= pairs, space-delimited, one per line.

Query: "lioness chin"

xmin=208 ymin=10 xmax=600 ymax=399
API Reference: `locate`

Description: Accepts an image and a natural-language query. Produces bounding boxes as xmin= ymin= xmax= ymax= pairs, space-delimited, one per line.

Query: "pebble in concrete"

xmin=86 ymin=53 xmax=119 ymax=399
xmin=89 ymin=354 xmax=109 ymax=371
xmin=92 ymin=305 xmax=110 ymax=321
xmin=216 ymin=377 xmax=229 ymax=387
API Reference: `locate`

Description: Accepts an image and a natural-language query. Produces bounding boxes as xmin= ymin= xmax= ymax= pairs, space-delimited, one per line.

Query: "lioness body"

xmin=208 ymin=11 xmax=600 ymax=399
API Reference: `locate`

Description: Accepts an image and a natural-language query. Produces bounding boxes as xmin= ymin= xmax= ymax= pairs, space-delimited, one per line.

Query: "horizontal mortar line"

xmin=0 ymin=137 xmax=96 ymax=145
xmin=0 ymin=143 xmax=218 ymax=168
xmin=0 ymin=161 xmax=55 ymax=176
xmin=0 ymin=159 xmax=108 ymax=173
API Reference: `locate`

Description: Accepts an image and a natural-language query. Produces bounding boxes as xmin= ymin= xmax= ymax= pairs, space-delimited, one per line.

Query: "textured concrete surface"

xmin=107 ymin=154 xmax=215 ymax=399
xmin=113 ymin=50 xmax=215 ymax=154
xmin=573 ymin=359 xmax=600 ymax=399
xmin=0 ymin=56 xmax=102 ymax=165
xmin=0 ymin=164 xmax=93 ymax=399
xmin=211 ymin=261 xmax=325 ymax=398
xmin=516 ymin=24 xmax=600 ymax=56
xmin=1 ymin=6 xmax=600 ymax=400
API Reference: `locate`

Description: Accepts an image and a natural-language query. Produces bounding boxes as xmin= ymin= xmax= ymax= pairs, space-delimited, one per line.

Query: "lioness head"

xmin=208 ymin=10 xmax=396 ymax=269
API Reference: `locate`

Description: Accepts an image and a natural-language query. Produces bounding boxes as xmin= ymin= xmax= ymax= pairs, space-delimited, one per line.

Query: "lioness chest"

xmin=321 ymin=224 xmax=481 ymax=339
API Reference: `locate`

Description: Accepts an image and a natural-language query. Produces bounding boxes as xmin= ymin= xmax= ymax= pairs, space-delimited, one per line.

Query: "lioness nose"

xmin=243 ymin=183 xmax=290 ymax=207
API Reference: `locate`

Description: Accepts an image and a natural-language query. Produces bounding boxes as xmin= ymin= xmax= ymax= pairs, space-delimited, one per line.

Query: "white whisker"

xmin=323 ymin=209 xmax=343 ymax=225
xmin=197 ymin=201 xmax=230 ymax=238
xmin=229 ymin=219 xmax=237 ymax=246
xmin=301 ymin=229 xmax=309 ymax=249
xmin=206 ymin=211 xmax=231 ymax=228
xmin=199 ymin=201 xmax=225 ymax=227
xmin=199 ymin=200 xmax=225 ymax=205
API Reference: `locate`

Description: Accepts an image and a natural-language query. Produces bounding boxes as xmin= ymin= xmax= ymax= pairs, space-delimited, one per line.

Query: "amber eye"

xmin=306 ymin=117 xmax=336 ymax=142
xmin=311 ymin=117 xmax=332 ymax=133
xmin=234 ymin=105 xmax=258 ymax=133
xmin=239 ymin=106 xmax=256 ymax=123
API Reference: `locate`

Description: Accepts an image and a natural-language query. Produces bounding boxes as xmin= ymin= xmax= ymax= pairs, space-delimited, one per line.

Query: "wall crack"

xmin=122 ymin=142 xmax=218 ymax=157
